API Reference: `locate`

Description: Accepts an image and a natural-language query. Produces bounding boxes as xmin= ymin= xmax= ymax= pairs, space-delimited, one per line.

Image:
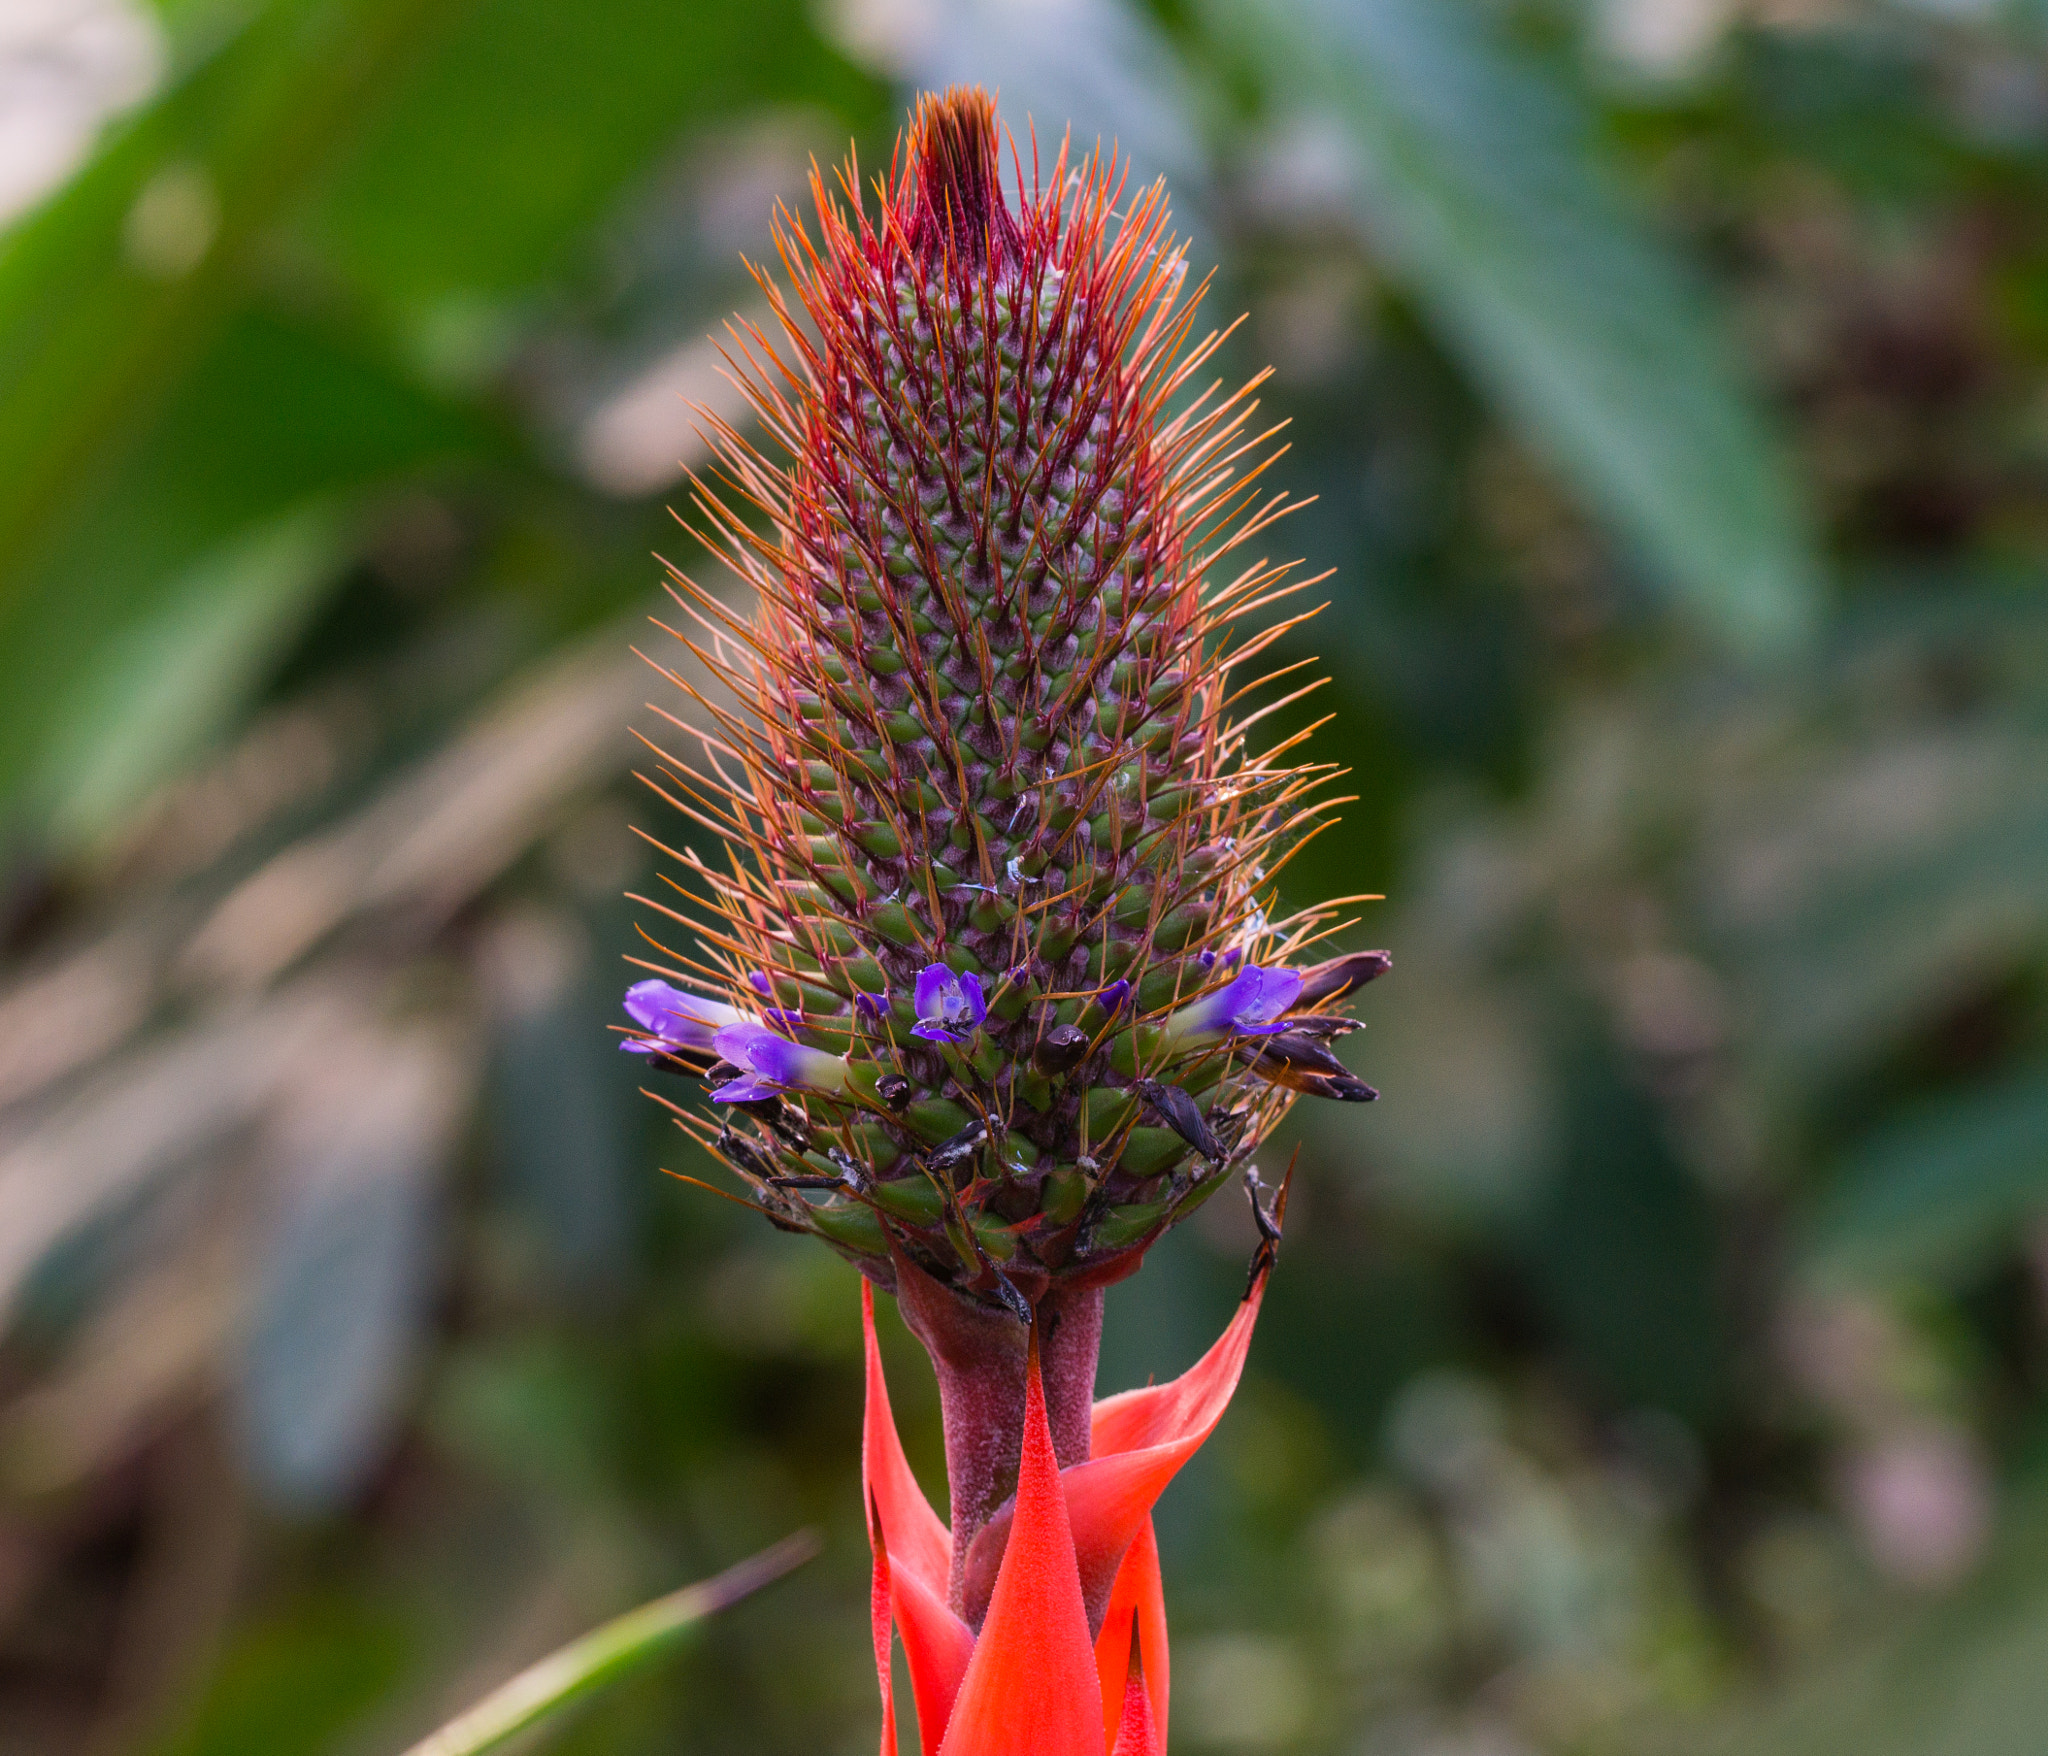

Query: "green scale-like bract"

xmin=649 ymin=92 xmax=1319 ymax=1304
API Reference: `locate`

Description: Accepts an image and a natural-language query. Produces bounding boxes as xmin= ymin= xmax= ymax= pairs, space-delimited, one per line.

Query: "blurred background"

xmin=3 ymin=0 xmax=2048 ymax=1751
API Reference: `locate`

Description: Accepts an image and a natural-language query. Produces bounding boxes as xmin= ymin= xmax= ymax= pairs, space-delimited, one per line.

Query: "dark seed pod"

xmin=1134 ymin=1080 xmax=1222 ymax=1161
xmin=1034 ymin=1025 xmax=1091 ymax=1074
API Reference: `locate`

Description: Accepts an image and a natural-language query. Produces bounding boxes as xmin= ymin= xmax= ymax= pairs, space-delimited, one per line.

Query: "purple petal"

xmin=958 ymin=972 xmax=987 ymax=1026
xmin=622 ymin=979 xmax=737 ymax=1050
xmin=714 ymin=1022 xmax=800 ymax=1083
xmin=1094 ymin=978 xmax=1131 ymax=1016
xmin=911 ymin=1022 xmax=962 ymax=1044
xmin=1182 ymin=977 xmax=1244 ymax=1035
xmin=709 ymin=1021 xmax=850 ymax=1096
xmin=914 ymin=963 xmax=952 ymax=1021
xmin=622 ymin=980 xmax=680 ymax=1033
xmin=1168 ymin=963 xmax=1306 ymax=1041
xmin=711 ymin=1077 xmax=780 ymax=1103
xmin=1244 ymin=966 xmax=1304 ymax=1024
xmin=854 ymin=991 xmax=888 ymax=1022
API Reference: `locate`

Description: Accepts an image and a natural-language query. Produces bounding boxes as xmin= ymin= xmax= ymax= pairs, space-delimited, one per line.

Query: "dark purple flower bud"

xmin=620 ymin=980 xmax=743 ymax=1053
xmin=1092 ymin=978 xmax=1131 ymax=1017
xmin=1295 ymin=949 xmax=1391 ymax=1005
xmin=912 ymin=963 xmax=987 ymax=1043
xmin=1241 ymin=1031 xmax=1379 ymax=1102
xmin=709 ymin=1022 xmax=850 ymax=1103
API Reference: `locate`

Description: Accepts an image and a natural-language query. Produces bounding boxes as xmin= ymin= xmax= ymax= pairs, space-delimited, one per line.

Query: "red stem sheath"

xmin=893 ymin=1253 xmax=1103 ymax=1619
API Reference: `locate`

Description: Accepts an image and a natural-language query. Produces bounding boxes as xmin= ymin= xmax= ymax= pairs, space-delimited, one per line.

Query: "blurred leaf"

xmin=237 ymin=1019 xmax=470 ymax=1509
xmin=0 ymin=20 xmax=503 ymax=839
xmin=0 ymin=0 xmax=469 ymax=596
xmin=28 ymin=498 xmax=346 ymax=850
xmin=1804 ymin=1068 xmax=2048 ymax=1289
xmin=1526 ymin=1025 xmax=1726 ymax=1420
xmin=303 ymin=0 xmax=878 ymax=321
xmin=0 ymin=307 xmax=494 ymax=832
xmin=432 ymin=1335 xmax=613 ymax=1496
xmin=489 ymin=973 xmax=635 ymax=1284
xmin=1684 ymin=1486 xmax=2048 ymax=1756
xmin=152 ymin=1596 xmax=410 ymax=1756
xmin=396 ymin=1533 xmax=818 ymax=1756
xmin=1712 ymin=727 xmax=2048 ymax=1077
xmin=1213 ymin=0 xmax=1821 ymax=653
xmin=0 ymin=0 xmax=871 ymax=846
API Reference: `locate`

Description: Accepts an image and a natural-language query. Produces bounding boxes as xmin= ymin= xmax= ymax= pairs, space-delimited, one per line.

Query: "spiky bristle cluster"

xmin=632 ymin=89 xmax=1379 ymax=1312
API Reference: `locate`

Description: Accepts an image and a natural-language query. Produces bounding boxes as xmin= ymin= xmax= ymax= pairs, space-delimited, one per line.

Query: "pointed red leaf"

xmin=1058 ymin=1275 xmax=1268 ymax=1621
xmin=937 ymin=1324 xmax=1104 ymax=1756
xmin=892 ymin=1551 xmax=976 ymax=1754
xmin=865 ymin=1281 xmax=976 ymax=1753
xmin=1093 ymin=1518 xmax=1169 ymax=1755
xmin=870 ymin=1489 xmax=901 ymax=1756
xmin=865 ymin=1280 xmax=953 ymax=1594
xmin=1089 ymin=1273 xmax=1266 ymax=1459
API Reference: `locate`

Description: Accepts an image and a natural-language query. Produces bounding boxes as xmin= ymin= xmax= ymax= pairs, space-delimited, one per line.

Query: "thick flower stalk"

xmin=624 ymin=85 xmax=1385 ymax=1597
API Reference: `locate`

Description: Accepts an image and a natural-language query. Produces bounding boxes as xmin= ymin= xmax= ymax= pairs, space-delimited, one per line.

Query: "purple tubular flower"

xmin=1165 ymin=964 xmax=1305 ymax=1043
xmin=709 ymin=1022 xmax=850 ymax=1102
xmin=911 ymin=963 xmax=987 ymax=1043
xmin=1092 ymin=978 xmax=1131 ymax=1017
xmin=621 ymin=980 xmax=742 ymax=1053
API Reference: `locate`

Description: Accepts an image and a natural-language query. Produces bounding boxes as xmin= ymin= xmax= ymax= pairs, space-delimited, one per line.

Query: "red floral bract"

xmin=862 ymin=1272 xmax=1266 ymax=1754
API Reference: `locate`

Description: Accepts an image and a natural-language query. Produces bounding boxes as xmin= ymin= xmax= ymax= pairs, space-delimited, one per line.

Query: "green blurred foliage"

xmin=2 ymin=1 xmax=2047 ymax=1753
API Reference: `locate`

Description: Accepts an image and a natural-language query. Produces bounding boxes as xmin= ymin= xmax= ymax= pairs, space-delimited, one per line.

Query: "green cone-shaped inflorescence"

xmin=625 ymin=87 xmax=1384 ymax=1320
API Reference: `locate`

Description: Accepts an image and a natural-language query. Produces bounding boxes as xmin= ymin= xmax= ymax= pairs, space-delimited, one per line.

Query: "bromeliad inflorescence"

xmin=621 ymin=86 xmax=1386 ymax=1700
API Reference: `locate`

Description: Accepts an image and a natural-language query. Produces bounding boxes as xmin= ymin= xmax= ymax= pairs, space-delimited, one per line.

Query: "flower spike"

xmin=626 ymin=83 xmax=1384 ymax=1302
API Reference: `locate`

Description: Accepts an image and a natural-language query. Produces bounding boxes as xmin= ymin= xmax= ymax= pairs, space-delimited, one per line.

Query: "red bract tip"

xmin=1108 ymin=1614 xmax=1163 ymax=1756
xmin=908 ymin=85 xmax=1022 ymax=272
